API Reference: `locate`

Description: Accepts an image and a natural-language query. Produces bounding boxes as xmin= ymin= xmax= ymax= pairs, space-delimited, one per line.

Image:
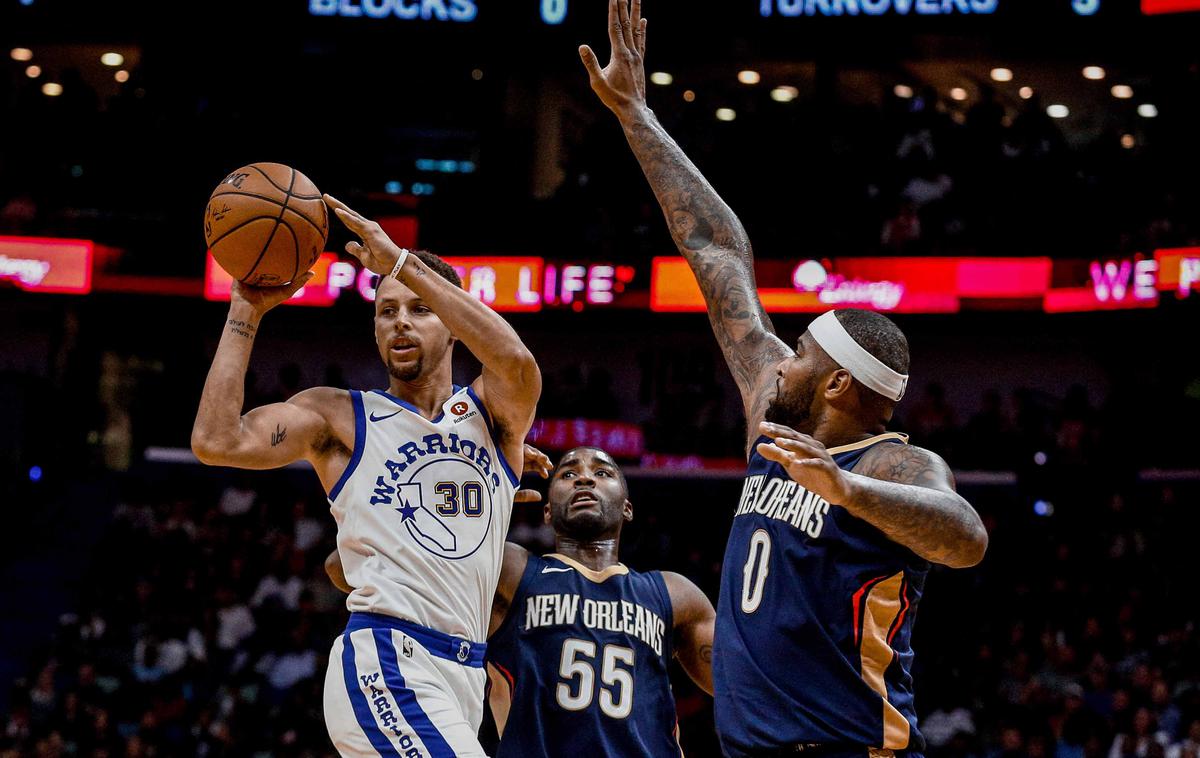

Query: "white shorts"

xmin=323 ymin=612 xmax=488 ymax=758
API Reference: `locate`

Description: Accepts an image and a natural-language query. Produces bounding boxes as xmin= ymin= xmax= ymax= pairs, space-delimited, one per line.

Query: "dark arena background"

xmin=3 ymin=0 xmax=1200 ymax=756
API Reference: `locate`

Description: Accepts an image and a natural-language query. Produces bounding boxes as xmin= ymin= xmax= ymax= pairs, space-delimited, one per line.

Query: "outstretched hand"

xmin=756 ymin=421 xmax=854 ymax=505
xmin=324 ymin=194 xmax=404 ymax=277
xmin=513 ymin=443 xmax=554 ymax=503
xmin=231 ymin=273 xmax=314 ymax=317
xmin=579 ymin=0 xmax=648 ymax=118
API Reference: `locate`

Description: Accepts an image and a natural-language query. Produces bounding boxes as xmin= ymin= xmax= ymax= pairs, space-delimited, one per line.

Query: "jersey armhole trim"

xmin=328 ymin=390 xmax=365 ymax=501
xmin=652 ymin=571 xmax=675 ymax=663
xmin=465 ymin=385 xmax=521 ymax=488
xmin=489 ymin=554 xmax=541 ymax=649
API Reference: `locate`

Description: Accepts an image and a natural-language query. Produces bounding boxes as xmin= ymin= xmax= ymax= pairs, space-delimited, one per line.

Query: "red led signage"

xmin=1142 ymin=0 xmax=1200 ymax=13
xmin=0 ymin=236 xmax=93 ymax=294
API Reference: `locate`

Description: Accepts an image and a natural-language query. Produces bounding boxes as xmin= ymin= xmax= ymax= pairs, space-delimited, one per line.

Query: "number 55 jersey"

xmin=486 ymin=553 xmax=683 ymax=758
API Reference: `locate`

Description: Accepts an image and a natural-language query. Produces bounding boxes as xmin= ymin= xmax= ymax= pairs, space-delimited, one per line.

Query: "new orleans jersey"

xmin=328 ymin=386 xmax=520 ymax=643
xmin=713 ymin=433 xmax=931 ymax=758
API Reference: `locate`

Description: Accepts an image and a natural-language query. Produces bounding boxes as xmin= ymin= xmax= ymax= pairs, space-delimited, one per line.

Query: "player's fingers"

xmin=608 ymin=0 xmax=629 ymax=56
xmin=758 ymin=421 xmax=815 ymax=444
xmin=755 ymin=442 xmax=794 ymax=466
xmin=774 ymin=437 xmax=826 ymax=458
xmin=513 ymin=489 xmax=543 ymax=504
xmin=332 ymin=207 xmax=366 ymax=235
xmin=579 ymin=45 xmax=603 ymax=80
xmin=617 ymin=0 xmax=636 ymax=52
xmin=287 ymin=271 xmax=315 ymax=293
xmin=636 ymin=18 xmax=647 ymax=57
xmin=345 ymin=241 xmax=366 ymax=260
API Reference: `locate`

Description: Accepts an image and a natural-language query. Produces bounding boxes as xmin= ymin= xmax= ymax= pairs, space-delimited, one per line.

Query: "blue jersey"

xmin=713 ymin=433 xmax=930 ymax=757
xmin=486 ymin=553 xmax=682 ymax=758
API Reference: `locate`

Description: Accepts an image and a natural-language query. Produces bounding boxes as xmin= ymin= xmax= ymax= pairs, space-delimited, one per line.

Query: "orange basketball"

xmin=203 ymin=162 xmax=329 ymax=287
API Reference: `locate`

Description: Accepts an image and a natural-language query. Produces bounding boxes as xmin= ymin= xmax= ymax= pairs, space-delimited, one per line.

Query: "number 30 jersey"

xmin=486 ymin=553 xmax=683 ymax=758
xmin=328 ymin=386 xmax=520 ymax=644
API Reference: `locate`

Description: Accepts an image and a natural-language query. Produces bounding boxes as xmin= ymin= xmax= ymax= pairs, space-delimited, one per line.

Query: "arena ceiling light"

xmin=989 ymin=67 xmax=1013 ymax=82
xmin=682 ymin=89 xmax=696 ymax=102
xmin=1111 ymin=85 xmax=1134 ymax=99
xmin=737 ymin=70 xmax=761 ymax=85
xmin=950 ymin=87 xmax=968 ymax=101
xmin=41 ymin=82 xmax=62 ymax=97
xmin=115 ymin=70 xmax=129 ymax=83
xmin=1137 ymin=103 xmax=1158 ymax=118
xmin=1082 ymin=66 xmax=1106 ymax=80
xmin=1046 ymin=104 xmax=1070 ymax=118
xmin=893 ymin=84 xmax=914 ymax=99
xmin=649 ymin=71 xmax=673 ymax=86
xmin=11 ymin=47 xmax=33 ymax=62
xmin=1019 ymin=86 xmax=1034 ymax=99
xmin=25 ymin=64 xmax=40 ymax=78
xmin=770 ymin=86 xmax=799 ymax=102
xmin=715 ymin=108 xmax=737 ymax=121
xmin=100 ymin=52 xmax=124 ymax=67
xmin=1120 ymin=134 xmax=1136 ymax=149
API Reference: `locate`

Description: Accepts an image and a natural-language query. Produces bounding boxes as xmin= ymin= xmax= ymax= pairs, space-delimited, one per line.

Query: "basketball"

xmin=203 ymin=162 xmax=329 ymax=287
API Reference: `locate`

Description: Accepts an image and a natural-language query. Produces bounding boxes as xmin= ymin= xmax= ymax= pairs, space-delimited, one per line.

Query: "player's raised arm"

xmin=661 ymin=572 xmax=716 ymax=695
xmin=580 ymin=0 xmax=791 ymax=440
xmin=191 ymin=278 xmax=351 ymax=478
xmin=325 ymin=195 xmax=541 ymax=462
xmin=756 ymin=422 xmax=988 ymax=568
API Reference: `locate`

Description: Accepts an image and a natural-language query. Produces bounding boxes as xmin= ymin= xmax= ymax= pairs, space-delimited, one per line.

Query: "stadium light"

xmin=950 ymin=87 xmax=968 ymax=101
xmin=100 ymin=52 xmax=124 ymax=67
xmin=650 ymin=72 xmax=673 ymax=86
xmin=1137 ymin=104 xmax=1158 ymax=118
xmin=990 ymin=68 xmax=1013 ymax=82
xmin=893 ymin=84 xmax=914 ymax=99
xmin=115 ymin=70 xmax=129 ymax=83
xmin=10 ymin=47 xmax=33 ymax=62
xmin=1111 ymin=85 xmax=1134 ymax=99
xmin=770 ymin=86 xmax=799 ymax=103
xmin=42 ymin=82 xmax=62 ymax=97
xmin=1019 ymin=86 xmax=1034 ymax=99
xmin=1082 ymin=66 xmax=1106 ymax=80
xmin=738 ymin=70 xmax=761 ymax=85
xmin=715 ymin=108 xmax=737 ymax=122
xmin=25 ymin=65 xmax=41 ymax=78
xmin=1047 ymin=104 xmax=1070 ymax=118
xmin=682 ymin=90 xmax=696 ymax=102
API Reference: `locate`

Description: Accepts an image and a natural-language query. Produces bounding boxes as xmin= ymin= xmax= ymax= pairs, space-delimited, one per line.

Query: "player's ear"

xmin=543 ymin=503 xmax=552 ymax=524
xmin=825 ymin=368 xmax=853 ymax=399
xmin=622 ymin=499 xmax=633 ymax=522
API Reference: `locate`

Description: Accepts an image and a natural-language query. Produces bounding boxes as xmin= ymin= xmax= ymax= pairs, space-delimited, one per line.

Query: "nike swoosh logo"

xmin=369 ymin=410 xmax=402 ymax=422
xmin=541 ymin=567 xmax=574 ymax=574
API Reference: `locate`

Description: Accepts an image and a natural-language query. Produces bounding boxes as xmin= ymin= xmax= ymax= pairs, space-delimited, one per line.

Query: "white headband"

xmin=807 ymin=310 xmax=909 ymax=402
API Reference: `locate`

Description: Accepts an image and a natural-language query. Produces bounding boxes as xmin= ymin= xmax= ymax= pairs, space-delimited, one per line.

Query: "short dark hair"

xmin=412 ymin=249 xmax=462 ymax=289
xmin=833 ymin=309 xmax=910 ymax=375
xmin=833 ymin=309 xmax=909 ymax=415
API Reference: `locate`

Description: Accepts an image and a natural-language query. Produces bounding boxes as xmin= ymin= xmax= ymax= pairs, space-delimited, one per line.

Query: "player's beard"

xmin=552 ymin=502 xmax=617 ymax=543
xmin=764 ymin=375 xmax=817 ymax=433
xmin=388 ymin=356 xmax=423 ymax=382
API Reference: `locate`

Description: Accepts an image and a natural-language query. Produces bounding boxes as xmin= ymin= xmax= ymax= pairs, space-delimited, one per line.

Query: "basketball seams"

xmin=211 ymin=189 xmax=327 ymax=238
xmin=239 ymin=167 xmax=298 ymax=284
xmin=248 ymin=163 xmax=322 ymax=200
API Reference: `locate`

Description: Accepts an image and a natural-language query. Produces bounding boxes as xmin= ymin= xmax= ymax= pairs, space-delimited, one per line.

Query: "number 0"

xmin=541 ymin=0 xmax=567 ymax=25
xmin=741 ymin=529 xmax=771 ymax=613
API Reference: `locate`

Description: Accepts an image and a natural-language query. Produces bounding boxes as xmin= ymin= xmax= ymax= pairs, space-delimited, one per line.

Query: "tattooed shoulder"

xmin=856 ymin=443 xmax=956 ymax=492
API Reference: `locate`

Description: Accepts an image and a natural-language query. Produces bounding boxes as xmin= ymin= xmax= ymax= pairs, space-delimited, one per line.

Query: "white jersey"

xmin=329 ymin=385 xmax=519 ymax=643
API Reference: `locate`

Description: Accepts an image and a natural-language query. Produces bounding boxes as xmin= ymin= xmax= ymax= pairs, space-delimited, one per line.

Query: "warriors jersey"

xmin=328 ymin=386 xmax=520 ymax=643
xmin=486 ymin=554 xmax=682 ymax=758
xmin=713 ymin=433 xmax=931 ymax=758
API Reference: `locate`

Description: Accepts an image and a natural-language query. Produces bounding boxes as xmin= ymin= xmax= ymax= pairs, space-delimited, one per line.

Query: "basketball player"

xmin=326 ymin=445 xmax=716 ymax=757
xmin=580 ymin=2 xmax=989 ymax=756
xmin=191 ymin=194 xmax=541 ymax=757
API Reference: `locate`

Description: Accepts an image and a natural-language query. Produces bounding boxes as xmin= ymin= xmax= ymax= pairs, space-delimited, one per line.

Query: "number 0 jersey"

xmin=328 ymin=386 xmax=520 ymax=644
xmin=713 ymin=433 xmax=931 ymax=758
xmin=486 ymin=553 xmax=683 ymax=758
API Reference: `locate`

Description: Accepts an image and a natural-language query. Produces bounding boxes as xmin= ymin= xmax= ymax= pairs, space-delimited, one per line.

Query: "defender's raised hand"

xmin=323 ymin=193 xmax=403 ymax=276
xmin=756 ymin=421 xmax=853 ymax=505
xmin=513 ymin=443 xmax=554 ymax=503
xmin=579 ymin=0 xmax=648 ymax=117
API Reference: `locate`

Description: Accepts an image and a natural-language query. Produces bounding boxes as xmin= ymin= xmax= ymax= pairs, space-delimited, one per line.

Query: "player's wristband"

xmin=389 ymin=249 xmax=411 ymax=282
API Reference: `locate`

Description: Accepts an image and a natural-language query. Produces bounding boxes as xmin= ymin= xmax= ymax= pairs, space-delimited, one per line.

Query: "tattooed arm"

xmin=580 ymin=0 xmax=791 ymax=446
xmin=662 ymin=571 xmax=716 ymax=695
xmin=757 ymin=422 xmax=988 ymax=568
xmin=191 ymin=280 xmax=353 ymax=491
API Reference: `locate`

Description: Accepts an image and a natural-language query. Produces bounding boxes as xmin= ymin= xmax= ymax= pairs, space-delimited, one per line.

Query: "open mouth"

xmin=389 ymin=340 xmax=419 ymax=359
xmin=570 ymin=491 xmax=599 ymax=506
